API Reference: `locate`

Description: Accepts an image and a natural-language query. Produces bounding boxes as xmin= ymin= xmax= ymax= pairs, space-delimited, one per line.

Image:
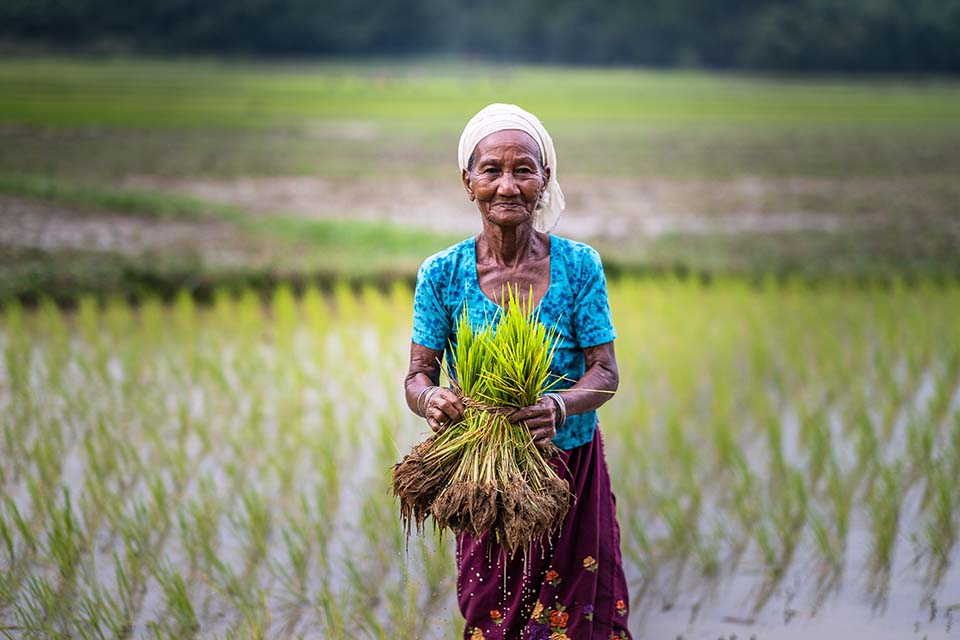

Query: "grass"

xmin=0 ymin=171 xmax=467 ymax=303
xmin=6 ymin=123 xmax=960 ymax=182
xmin=0 ymin=171 xmax=461 ymax=258
xmin=0 ymin=172 xmax=243 ymax=221
xmin=1 ymin=57 xmax=958 ymax=188
xmin=1 ymin=57 xmax=959 ymax=130
xmin=1 ymin=277 xmax=959 ymax=636
xmin=1 ymin=57 xmax=960 ymax=302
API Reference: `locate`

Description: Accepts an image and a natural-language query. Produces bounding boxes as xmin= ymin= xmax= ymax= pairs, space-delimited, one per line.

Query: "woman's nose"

xmin=496 ymin=173 xmax=520 ymax=196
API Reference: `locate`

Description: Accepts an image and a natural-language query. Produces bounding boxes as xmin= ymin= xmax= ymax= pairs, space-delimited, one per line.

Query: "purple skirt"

xmin=456 ymin=426 xmax=632 ymax=640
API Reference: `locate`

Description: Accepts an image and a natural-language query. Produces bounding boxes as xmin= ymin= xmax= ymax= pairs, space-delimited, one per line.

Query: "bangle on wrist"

xmin=416 ymin=385 xmax=437 ymax=417
xmin=543 ymin=392 xmax=567 ymax=429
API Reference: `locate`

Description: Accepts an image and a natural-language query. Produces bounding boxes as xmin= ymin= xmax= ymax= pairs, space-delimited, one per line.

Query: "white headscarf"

xmin=457 ymin=103 xmax=565 ymax=233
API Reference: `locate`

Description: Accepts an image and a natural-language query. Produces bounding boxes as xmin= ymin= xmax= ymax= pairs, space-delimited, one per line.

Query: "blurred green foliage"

xmin=1 ymin=58 xmax=958 ymax=131
xmin=2 ymin=0 xmax=959 ymax=72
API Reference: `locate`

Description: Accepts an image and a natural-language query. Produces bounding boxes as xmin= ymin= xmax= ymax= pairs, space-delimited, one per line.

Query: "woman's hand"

xmin=406 ymin=343 xmax=465 ymax=434
xmin=424 ymin=387 xmax=465 ymax=434
xmin=508 ymin=397 xmax=559 ymax=448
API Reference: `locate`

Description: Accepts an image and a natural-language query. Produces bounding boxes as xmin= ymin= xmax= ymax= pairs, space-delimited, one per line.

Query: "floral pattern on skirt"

xmin=456 ymin=425 xmax=632 ymax=640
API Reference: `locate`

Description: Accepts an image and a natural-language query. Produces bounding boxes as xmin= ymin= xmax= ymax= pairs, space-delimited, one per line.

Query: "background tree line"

xmin=2 ymin=0 xmax=959 ymax=72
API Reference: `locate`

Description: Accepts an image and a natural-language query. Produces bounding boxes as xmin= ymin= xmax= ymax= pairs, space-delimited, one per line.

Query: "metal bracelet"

xmin=416 ymin=385 xmax=437 ymax=417
xmin=425 ymin=386 xmax=441 ymax=419
xmin=543 ymin=392 xmax=567 ymax=428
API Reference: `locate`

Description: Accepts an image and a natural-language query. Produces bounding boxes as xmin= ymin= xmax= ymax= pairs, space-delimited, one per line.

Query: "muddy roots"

xmin=391 ymin=436 xmax=447 ymax=536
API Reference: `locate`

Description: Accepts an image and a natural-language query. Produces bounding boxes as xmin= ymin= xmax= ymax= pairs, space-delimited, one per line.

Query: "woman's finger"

xmin=517 ymin=407 xmax=558 ymax=448
xmin=507 ymin=407 xmax=528 ymax=423
xmin=431 ymin=390 xmax=465 ymax=424
xmin=528 ymin=426 xmax=554 ymax=440
xmin=508 ymin=399 xmax=555 ymax=425
xmin=534 ymin=436 xmax=554 ymax=448
xmin=428 ymin=407 xmax=450 ymax=434
xmin=508 ymin=406 xmax=543 ymax=424
xmin=520 ymin=412 xmax=552 ymax=429
xmin=529 ymin=425 xmax=557 ymax=447
xmin=452 ymin=396 xmax=465 ymax=416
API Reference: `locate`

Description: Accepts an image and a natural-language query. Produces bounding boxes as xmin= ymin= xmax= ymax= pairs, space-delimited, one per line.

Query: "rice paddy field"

xmin=1 ymin=278 xmax=958 ymax=639
xmin=2 ymin=57 xmax=960 ymax=302
xmin=1 ymin=56 xmax=960 ymax=638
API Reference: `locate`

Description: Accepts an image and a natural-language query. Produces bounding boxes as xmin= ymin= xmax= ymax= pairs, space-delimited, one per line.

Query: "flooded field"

xmin=1 ymin=278 xmax=958 ymax=638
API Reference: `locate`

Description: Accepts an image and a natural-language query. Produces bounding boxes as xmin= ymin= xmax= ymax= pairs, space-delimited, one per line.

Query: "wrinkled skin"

xmin=405 ymin=129 xmax=618 ymax=448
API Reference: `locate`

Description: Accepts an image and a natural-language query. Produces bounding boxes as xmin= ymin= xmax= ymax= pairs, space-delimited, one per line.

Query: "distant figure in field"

xmin=404 ymin=103 xmax=632 ymax=639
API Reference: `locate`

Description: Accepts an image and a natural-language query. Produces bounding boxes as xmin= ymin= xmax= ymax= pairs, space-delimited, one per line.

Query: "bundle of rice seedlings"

xmin=393 ymin=286 xmax=571 ymax=555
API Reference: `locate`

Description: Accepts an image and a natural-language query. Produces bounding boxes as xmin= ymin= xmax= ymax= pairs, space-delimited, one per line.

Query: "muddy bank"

xmin=119 ymin=174 xmax=960 ymax=241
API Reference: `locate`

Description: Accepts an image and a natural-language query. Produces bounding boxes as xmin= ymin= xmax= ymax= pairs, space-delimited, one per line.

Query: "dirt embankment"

xmin=119 ymin=174 xmax=960 ymax=241
xmin=0 ymin=195 xmax=260 ymax=267
xmin=4 ymin=173 xmax=958 ymax=273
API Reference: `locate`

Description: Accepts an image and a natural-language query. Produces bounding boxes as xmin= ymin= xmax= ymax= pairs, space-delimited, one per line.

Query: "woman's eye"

xmin=482 ymin=167 xmax=499 ymax=174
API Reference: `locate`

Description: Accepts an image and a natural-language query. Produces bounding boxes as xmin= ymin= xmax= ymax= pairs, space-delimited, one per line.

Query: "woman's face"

xmin=462 ymin=130 xmax=550 ymax=229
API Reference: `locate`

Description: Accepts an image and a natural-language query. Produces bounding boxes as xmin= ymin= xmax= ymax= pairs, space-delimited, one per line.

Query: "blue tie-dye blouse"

xmin=411 ymin=234 xmax=616 ymax=450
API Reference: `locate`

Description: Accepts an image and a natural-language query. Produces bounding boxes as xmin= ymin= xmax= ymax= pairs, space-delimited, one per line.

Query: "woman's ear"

xmin=462 ymin=168 xmax=475 ymax=201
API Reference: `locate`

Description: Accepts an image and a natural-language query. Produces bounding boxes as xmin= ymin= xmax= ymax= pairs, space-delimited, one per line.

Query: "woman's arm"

xmin=508 ymin=341 xmax=619 ymax=447
xmin=404 ymin=342 xmax=465 ymax=434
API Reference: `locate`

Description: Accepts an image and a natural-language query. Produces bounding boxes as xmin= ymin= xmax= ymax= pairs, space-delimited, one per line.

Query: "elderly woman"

xmin=404 ymin=104 xmax=632 ymax=640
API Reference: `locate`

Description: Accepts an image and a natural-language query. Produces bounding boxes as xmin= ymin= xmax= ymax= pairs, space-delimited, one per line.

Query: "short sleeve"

xmin=411 ymin=258 xmax=452 ymax=351
xmin=572 ymin=247 xmax=616 ymax=348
